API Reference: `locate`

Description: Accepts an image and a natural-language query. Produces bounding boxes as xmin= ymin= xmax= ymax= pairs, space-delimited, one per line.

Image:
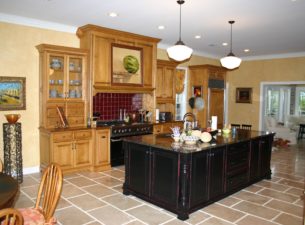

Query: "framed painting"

xmin=236 ymin=87 xmax=252 ymax=103
xmin=111 ymin=43 xmax=143 ymax=86
xmin=0 ymin=76 xmax=26 ymax=110
xmin=192 ymin=85 xmax=202 ymax=97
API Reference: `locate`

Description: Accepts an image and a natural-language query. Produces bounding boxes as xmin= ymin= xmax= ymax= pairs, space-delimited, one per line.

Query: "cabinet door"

xmin=209 ymin=147 xmax=225 ymax=199
xmin=156 ymin=66 xmax=164 ymax=98
xmin=250 ymin=138 xmax=260 ymax=181
xmin=162 ymin=123 xmax=172 ymax=134
xmin=74 ymin=139 xmax=92 ymax=168
xmin=53 ymin=141 xmax=74 ymax=170
xmin=190 ymin=151 xmax=209 ymax=207
xmin=127 ymin=143 xmax=150 ymax=195
xmin=67 ymin=56 xmax=84 ymax=99
xmin=163 ymin=68 xmax=175 ymax=99
xmin=48 ymin=54 xmax=65 ymax=100
xmin=151 ymin=148 xmax=179 ymax=207
xmin=260 ymin=136 xmax=272 ymax=178
xmin=153 ymin=124 xmax=163 ymax=134
xmin=94 ymin=130 xmax=110 ymax=166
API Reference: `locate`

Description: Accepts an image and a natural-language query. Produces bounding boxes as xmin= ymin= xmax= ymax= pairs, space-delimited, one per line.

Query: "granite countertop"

xmin=123 ymin=130 xmax=274 ymax=153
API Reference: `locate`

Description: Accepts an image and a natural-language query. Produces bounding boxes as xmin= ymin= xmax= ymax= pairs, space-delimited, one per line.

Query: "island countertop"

xmin=123 ymin=129 xmax=274 ymax=153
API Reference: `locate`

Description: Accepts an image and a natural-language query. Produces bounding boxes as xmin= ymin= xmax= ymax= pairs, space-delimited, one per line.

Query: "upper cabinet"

xmin=76 ymin=24 xmax=161 ymax=93
xmin=36 ymin=44 xmax=89 ymax=128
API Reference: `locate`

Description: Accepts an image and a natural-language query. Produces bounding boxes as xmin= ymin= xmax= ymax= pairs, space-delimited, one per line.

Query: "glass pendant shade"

xmin=220 ymin=53 xmax=242 ymax=70
xmin=167 ymin=41 xmax=193 ymax=61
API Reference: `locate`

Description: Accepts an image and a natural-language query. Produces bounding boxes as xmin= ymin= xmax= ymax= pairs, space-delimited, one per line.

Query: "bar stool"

xmin=242 ymin=124 xmax=252 ymax=130
xmin=298 ymin=123 xmax=305 ymax=140
xmin=231 ymin=124 xmax=240 ymax=129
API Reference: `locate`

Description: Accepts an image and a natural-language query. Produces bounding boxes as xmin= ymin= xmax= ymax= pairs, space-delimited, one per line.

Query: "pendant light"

xmin=220 ymin=20 xmax=242 ymax=69
xmin=167 ymin=0 xmax=193 ymax=62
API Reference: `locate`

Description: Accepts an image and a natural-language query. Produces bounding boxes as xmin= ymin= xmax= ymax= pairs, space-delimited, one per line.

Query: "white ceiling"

xmin=1 ymin=0 xmax=305 ymax=60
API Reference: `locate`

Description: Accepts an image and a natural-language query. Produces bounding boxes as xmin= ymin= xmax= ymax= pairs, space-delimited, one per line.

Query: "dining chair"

xmin=242 ymin=124 xmax=252 ymax=130
xmin=0 ymin=159 xmax=3 ymax=172
xmin=19 ymin=163 xmax=63 ymax=225
xmin=231 ymin=124 xmax=240 ymax=129
xmin=0 ymin=208 xmax=24 ymax=225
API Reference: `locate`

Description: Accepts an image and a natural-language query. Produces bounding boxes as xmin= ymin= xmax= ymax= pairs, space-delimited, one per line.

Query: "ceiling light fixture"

xmin=220 ymin=20 xmax=242 ymax=70
xmin=195 ymin=35 xmax=201 ymax=39
xmin=108 ymin=12 xmax=118 ymax=17
xmin=167 ymin=0 xmax=193 ymax=61
xmin=158 ymin=25 xmax=165 ymax=30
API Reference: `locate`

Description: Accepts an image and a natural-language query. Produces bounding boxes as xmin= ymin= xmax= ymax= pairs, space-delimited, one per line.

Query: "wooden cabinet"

xmin=77 ymin=24 xmax=160 ymax=94
xmin=153 ymin=121 xmax=183 ymax=134
xmin=40 ymin=129 xmax=93 ymax=173
xmin=93 ymin=129 xmax=111 ymax=171
xmin=188 ymin=65 xmax=226 ymax=128
xmin=36 ymin=44 xmax=88 ymax=129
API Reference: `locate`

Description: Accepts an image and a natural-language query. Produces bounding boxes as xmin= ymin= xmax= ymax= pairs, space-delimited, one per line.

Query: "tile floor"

xmin=14 ymin=140 xmax=305 ymax=225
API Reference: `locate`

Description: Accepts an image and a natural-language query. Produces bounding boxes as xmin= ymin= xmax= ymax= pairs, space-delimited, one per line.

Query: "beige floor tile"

xmin=84 ymin=184 xmax=116 ymax=198
xmin=68 ymin=194 xmax=106 ymax=211
xmin=278 ymin=179 xmax=304 ymax=189
xmin=264 ymin=199 xmax=303 ymax=217
xmin=217 ymin=196 xmax=241 ymax=207
xmin=102 ymin=169 xmax=125 ymax=179
xmin=102 ymin=193 xmax=142 ymax=210
xmin=126 ymin=205 xmax=174 ymax=224
xmin=95 ymin=176 xmax=123 ymax=187
xmin=284 ymin=187 xmax=304 ymax=196
xmin=272 ymin=172 xmax=303 ymax=182
xmin=273 ymin=213 xmax=303 ymax=225
xmin=255 ymin=180 xmax=290 ymax=192
xmin=67 ymin=176 xmax=98 ymax=187
xmin=233 ymin=201 xmax=280 ymax=220
xmin=63 ymin=173 xmax=81 ymax=179
xmin=233 ymin=190 xmax=271 ymax=205
xmin=125 ymin=220 xmax=147 ymax=225
xmin=20 ymin=176 xmax=39 ymax=187
xmin=13 ymin=193 xmax=34 ymax=208
xmin=86 ymin=222 xmax=102 ymax=225
xmin=186 ymin=211 xmax=211 ymax=225
xmin=56 ymin=197 xmax=72 ymax=209
xmin=78 ymin=171 xmax=105 ymax=179
xmin=199 ymin=217 xmax=234 ymax=225
xmin=163 ymin=218 xmax=190 ymax=225
xmin=236 ymin=215 xmax=279 ymax=225
xmin=202 ymin=203 xmax=245 ymax=223
xmin=61 ymin=183 xmax=85 ymax=198
xmin=257 ymin=188 xmax=299 ymax=203
xmin=89 ymin=205 xmax=134 ymax=225
xmin=21 ymin=185 xmax=38 ymax=198
xmin=294 ymin=199 xmax=303 ymax=206
xmin=112 ymin=185 xmax=123 ymax=193
xmin=242 ymin=184 xmax=264 ymax=193
xmin=55 ymin=206 xmax=94 ymax=225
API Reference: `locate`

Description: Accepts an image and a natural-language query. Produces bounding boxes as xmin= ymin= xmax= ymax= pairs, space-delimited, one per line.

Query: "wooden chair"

xmin=19 ymin=163 xmax=63 ymax=225
xmin=242 ymin=124 xmax=252 ymax=130
xmin=231 ymin=124 xmax=240 ymax=129
xmin=0 ymin=158 xmax=3 ymax=172
xmin=0 ymin=208 xmax=24 ymax=225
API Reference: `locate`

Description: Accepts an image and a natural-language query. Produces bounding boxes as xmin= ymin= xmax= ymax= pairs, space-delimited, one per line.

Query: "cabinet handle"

xmin=101 ymin=136 xmax=106 ymax=138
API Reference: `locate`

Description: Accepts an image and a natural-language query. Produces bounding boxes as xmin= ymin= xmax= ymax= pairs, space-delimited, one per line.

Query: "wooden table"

xmin=0 ymin=173 xmax=19 ymax=209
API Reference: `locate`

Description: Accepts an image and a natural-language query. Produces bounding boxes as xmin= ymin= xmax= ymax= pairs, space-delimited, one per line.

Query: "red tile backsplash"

xmin=93 ymin=93 xmax=143 ymax=120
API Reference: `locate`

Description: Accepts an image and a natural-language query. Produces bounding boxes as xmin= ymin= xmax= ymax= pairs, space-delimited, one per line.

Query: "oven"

xmin=97 ymin=121 xmax=153 ymax=166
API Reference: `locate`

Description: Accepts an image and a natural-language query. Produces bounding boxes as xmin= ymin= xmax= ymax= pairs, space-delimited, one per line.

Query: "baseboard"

xmin=23 ymin=166 xmax=40 ymax=175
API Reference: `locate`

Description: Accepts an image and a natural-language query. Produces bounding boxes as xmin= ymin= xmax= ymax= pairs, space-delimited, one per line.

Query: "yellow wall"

xmin=227 ymin=58 xmax=305 ymax=130
xmin=0 ymin=22 xmax=79 ymax=169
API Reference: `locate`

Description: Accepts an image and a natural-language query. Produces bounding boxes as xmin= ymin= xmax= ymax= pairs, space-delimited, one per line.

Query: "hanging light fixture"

xmin=220 ymin=20 xmax=242 ymax=69
xmin=167 ymin=0 xmax=193 ymax=62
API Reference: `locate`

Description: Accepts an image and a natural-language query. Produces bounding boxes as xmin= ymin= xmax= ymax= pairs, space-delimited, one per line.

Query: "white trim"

xmin=23 ymin=166 xmax=40 ymax=175
xmin=259 ymin=81 xmax=305 ymax=131
xmin=0 ymin=13 xmax=77 ymax=33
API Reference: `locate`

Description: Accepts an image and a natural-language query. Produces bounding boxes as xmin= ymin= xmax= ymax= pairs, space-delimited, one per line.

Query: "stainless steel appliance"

xmin=97 ymin=121 xmax=153 ymax=166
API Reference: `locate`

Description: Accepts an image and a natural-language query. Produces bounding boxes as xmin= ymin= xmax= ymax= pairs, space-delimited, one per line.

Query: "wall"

xmin=0 ymin=22 xmax=79 ymax=170
xmin=227 ymin=57 xmax=305 ymax=130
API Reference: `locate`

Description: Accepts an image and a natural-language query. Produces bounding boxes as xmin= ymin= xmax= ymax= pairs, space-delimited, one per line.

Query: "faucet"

xmin=183 ymin=112 xmax=197 ymax=130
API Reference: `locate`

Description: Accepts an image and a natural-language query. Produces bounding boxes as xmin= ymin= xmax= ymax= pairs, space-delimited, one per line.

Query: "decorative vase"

xmin=5 ymin=114 xmax=21 ymax=124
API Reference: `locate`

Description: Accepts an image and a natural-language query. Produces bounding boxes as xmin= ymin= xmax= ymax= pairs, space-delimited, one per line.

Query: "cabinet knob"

xmin=101 ymin=136 xmax=106 ymax=138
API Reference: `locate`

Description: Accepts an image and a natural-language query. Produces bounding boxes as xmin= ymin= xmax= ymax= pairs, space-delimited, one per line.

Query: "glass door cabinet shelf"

xmin=37 ymin=44 xmax=88 ymax=128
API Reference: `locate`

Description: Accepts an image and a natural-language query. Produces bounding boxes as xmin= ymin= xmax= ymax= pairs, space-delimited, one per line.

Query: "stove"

xmin=96 ymin=120 xmax=153 ymax=166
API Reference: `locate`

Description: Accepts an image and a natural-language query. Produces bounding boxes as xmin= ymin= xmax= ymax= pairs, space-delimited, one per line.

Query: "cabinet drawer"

xmin=74 ymin=130 xmax=92 ymax=139
xmin=68 ymin=117 xmax=85 ymax=126
xmin=226 ymin=171 xmax=248 ymax=191
xmin=47 ymin=107 xmax=60 ymax=118
xmin=227 ymin=141 xmax=249 ymax=155
xmin=53 ymin=132 xmax=73 ymax=142
xmin=67 ymin=107 xmax=84 ymax=116
xmin=227 ymin=150 xmax=249 ymax=171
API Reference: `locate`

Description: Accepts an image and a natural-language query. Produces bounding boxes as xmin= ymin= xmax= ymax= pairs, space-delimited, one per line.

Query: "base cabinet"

xmin=94 ymin=129 xmax=111 ymax=171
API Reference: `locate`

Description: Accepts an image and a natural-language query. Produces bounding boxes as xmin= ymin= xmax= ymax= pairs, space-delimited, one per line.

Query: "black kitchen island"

xmin=122 ymin=130 xmax=274 ymax=220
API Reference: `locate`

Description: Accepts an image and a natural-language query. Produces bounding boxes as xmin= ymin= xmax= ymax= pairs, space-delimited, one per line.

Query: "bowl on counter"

xmin=182 ymin=135 xmax=200 ymax=145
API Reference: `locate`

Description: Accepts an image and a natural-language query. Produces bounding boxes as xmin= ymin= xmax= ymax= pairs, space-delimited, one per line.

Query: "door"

xmin=74 ymin=139 xmax=92 ymax=167
xmin=209 ymin=147 xmax=225 ymax=199
xmin=209 ymin=88 xmax=224 ymax=128
xmin=151 ymin=148 xmax=179 ymax=207
xmin=53 ymin=141 xmax=74 ymax=170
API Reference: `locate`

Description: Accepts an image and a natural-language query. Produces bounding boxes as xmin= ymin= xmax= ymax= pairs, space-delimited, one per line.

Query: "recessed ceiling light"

xmin=158 ymin=25 xmax=165 ymax=30
xmin=244 ymin=49 xmax=250 ymax=52
xmin=108 ymin=12 xmax=118 ymax=17
xmin=222 ymin=42 xmax=228 ymax=46
xmin=195 ymin=35 xmax=201 ymax=39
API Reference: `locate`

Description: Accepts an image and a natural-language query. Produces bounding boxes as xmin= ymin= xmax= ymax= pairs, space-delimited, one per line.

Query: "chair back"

xmin=242 ymin=124 xmax=252 ymax=130
xmin=0 ymin=208 xmax=24 ymax=225
xmin=35 ymin=163 xmax=63 ymax=222
xmin=231 ymin=124 xmax=240 ymax=129
xmin=0 ymin=159 xmax=3 ymax=172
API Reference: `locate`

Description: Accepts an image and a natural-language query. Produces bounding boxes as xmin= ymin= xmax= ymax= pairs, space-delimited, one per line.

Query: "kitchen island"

xmin=122 ymin=130 xmax=274 ymax=220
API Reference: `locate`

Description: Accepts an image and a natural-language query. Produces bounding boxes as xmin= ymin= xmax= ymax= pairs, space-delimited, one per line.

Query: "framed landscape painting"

xmin=236 ymin=87 xmax=252 ymax=103
xmin=0 ymin=76 xmax=26 ymax=110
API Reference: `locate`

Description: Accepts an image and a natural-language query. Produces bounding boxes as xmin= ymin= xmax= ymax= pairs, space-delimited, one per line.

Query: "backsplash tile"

xmin=93 ymin=93 xmax=143 ymax=120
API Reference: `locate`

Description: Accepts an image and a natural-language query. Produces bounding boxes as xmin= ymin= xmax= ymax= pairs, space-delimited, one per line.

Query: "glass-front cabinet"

xmin=37 ymin=44 xmax=88 ymax=129
xmin=48 ymin=55 xmax=83 ymax=100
